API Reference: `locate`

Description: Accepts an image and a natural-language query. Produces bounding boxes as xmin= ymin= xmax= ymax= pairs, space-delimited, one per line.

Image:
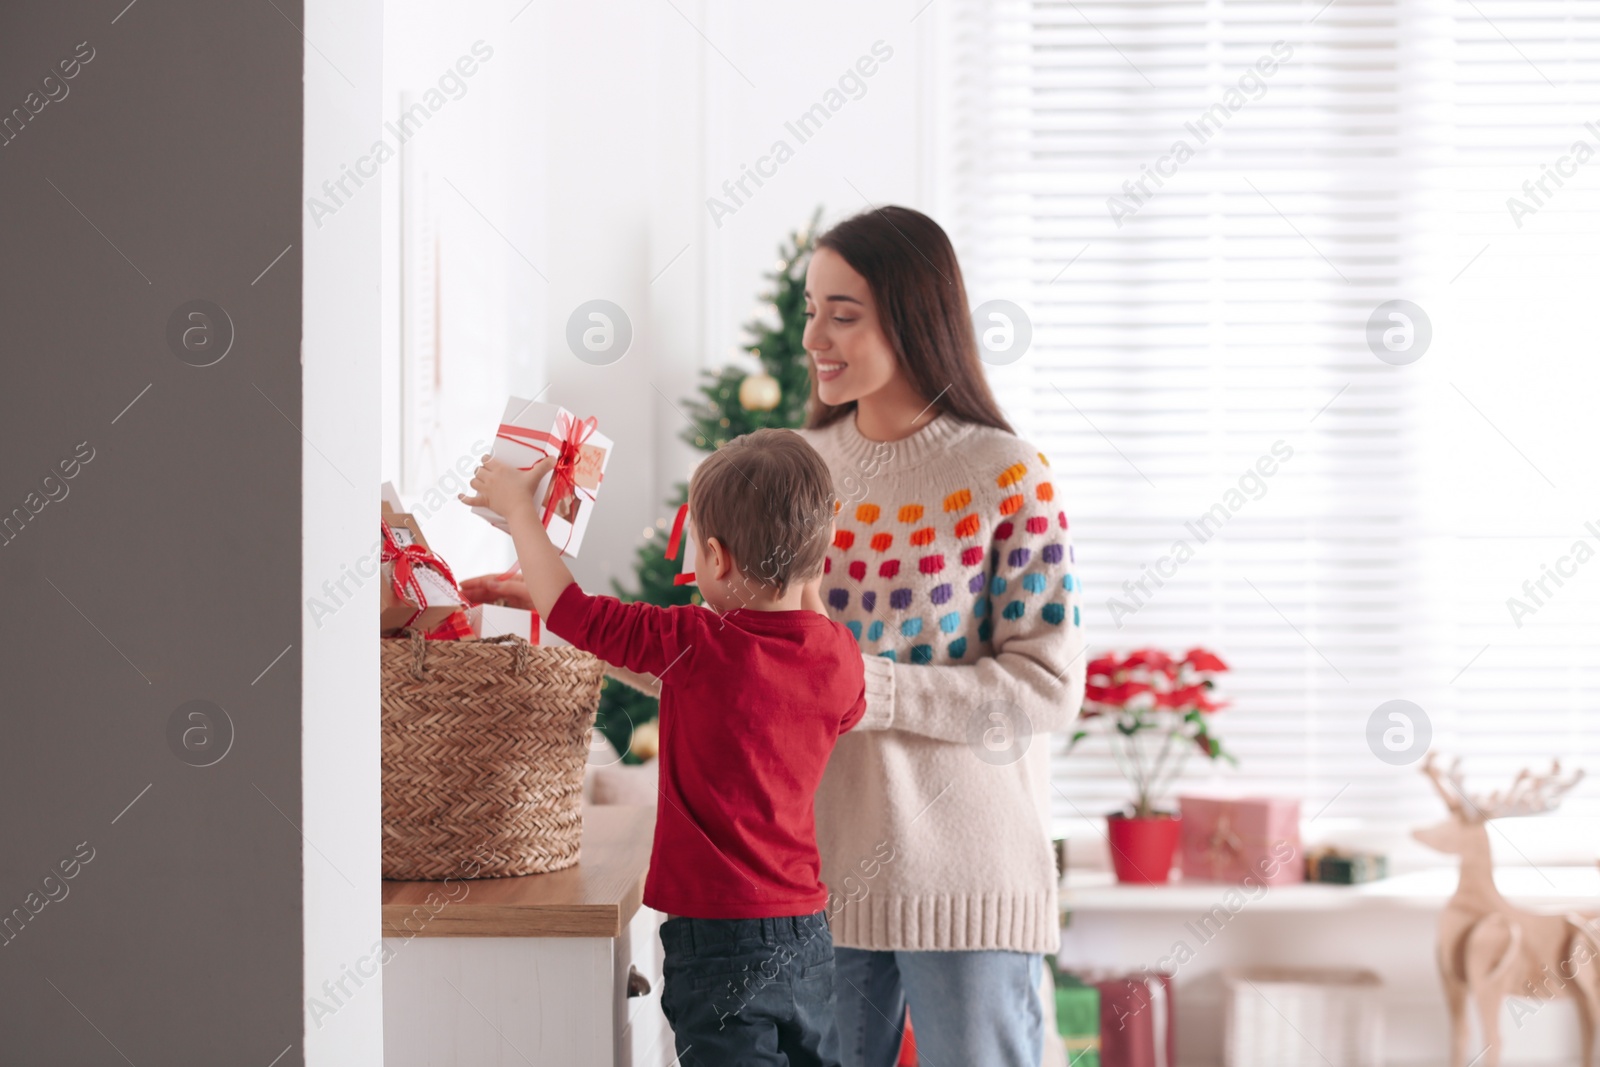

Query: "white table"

xmin=380 ymin=806 xmax=673 ymax=1067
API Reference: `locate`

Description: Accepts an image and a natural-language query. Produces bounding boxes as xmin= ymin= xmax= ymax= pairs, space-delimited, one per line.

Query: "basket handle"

xmin=489 ymin=633 xmax=533 ymax=676
xmin=400 ymin=629 xmax=533 ymax=678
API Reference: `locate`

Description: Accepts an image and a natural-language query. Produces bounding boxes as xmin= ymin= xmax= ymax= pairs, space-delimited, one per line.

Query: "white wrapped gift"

xmin=472 ymin=397 xmax=613 ymax=558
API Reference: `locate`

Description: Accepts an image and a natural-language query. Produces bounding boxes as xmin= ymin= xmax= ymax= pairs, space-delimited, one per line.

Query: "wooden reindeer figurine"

xmin=1415 ymin=753 xmax=1600 ymax=1067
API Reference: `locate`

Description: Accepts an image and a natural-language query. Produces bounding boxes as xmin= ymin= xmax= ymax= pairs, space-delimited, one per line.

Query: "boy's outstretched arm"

xmin=459 ymin=454 xmax=572 ymax=618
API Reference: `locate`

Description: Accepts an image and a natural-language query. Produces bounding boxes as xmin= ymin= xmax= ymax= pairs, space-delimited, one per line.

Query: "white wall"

xmin=304 ymin=1 xmax=384 ymax=1062
xmin=378 ymin=1 xmax=545 ymax=579
xmin=376 ymin=0 xmax=938 ymax=596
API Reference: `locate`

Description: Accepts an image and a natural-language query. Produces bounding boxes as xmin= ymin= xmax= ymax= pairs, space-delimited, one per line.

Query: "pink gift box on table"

xmin=1177 ymin=796 xmax=1303 ymax=885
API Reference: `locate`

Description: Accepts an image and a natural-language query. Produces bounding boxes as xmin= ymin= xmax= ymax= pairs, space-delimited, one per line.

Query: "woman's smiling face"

xmin=803 ymin=246 xmax=902 ymax=407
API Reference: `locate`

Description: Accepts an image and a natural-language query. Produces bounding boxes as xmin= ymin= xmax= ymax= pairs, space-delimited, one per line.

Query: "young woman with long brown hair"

xmin=799 ymin=205 xmax=1087 ymax=1067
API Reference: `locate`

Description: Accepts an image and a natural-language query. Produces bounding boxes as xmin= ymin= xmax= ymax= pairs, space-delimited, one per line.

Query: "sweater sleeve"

xmin=852 ymin=455 xmax=1087 ymax=744
xmin=544 ymin=581 xmax=699 ymax=681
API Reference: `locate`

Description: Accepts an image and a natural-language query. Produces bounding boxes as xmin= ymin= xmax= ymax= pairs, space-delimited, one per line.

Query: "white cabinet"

xmin=381 ymin=807 xmax=672 ymax=1066
xmin=618 ymin=905 xmax=673 ymax=1067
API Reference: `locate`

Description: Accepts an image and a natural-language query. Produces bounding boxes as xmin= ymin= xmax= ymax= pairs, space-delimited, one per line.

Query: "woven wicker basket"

xmin=381 ymin=631 xmax=605 ymax=880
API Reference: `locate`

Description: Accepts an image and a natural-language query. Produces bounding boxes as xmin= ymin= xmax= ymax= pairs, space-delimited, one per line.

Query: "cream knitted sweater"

xmin=799 ymin=413 xmax=1086 ymax=954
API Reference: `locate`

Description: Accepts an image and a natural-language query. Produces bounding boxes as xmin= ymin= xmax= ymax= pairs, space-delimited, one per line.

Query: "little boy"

xmin=462 ymin=428 xmax=864 ymax=1067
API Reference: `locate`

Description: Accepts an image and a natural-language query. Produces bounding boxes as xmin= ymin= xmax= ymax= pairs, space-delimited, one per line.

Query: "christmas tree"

xmin=594 ymin=208 xmax=823 ymax=761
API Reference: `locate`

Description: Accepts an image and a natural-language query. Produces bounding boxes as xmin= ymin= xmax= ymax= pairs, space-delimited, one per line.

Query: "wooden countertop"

xmin=381 ymin=805 xmax=655 ymax=938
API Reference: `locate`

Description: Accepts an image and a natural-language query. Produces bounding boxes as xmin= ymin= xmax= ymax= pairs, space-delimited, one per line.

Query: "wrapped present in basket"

xmin=380 ymin=512 xmax=465 ymax=635
xmin=464 ymin=564 xmax=569 ymax=647
xmin=467 ymin=602 xmax=540 ymax=644
xmin=472 ymin=397 xmax=614 ymax=557
xmin=424 ymin=610 xmax=475 ymax=642
xmin=380 ymin=631 xmax=605 ymax=880
xmin=1178 ymin=796 xmax=1302 ymax=885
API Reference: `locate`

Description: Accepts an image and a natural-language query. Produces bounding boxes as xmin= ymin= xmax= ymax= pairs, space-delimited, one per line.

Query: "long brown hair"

xmin=805 ymin=205 xmax=1013 ymax=434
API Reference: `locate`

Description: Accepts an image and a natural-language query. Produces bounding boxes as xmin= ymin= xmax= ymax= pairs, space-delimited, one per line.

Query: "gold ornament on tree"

xmin=628 ymin=719 xmax=660 ymax=761
xmin=738 ymin=372 xmax=781 ymax=412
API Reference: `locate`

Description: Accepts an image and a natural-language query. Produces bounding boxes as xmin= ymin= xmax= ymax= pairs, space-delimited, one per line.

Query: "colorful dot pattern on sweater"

xmin=822 ymin=454 xmax=1079 ymax=665
xmin=803 ymin=418 xmax=1091 ymax=957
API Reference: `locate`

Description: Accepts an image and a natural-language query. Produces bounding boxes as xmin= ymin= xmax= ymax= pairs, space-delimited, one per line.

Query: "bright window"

xmin=938 ymin=0 xmax=1600 ymax=825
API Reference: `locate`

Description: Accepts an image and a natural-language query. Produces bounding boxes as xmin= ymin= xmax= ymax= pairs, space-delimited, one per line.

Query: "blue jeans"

xmin=659 ymin=910 xmax=842 ymax=1067
xmin=834 ymin=946 xmax=1045 ymax=1067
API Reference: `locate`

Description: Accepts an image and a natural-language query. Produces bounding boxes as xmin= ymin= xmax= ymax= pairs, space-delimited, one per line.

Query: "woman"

xmin=798 ymin=205 xmax=1085 ymax=1067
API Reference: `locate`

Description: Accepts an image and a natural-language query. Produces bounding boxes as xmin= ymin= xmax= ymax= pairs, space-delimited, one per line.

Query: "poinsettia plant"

xmin=1069 ymin=647 xmax=1236 ymax=818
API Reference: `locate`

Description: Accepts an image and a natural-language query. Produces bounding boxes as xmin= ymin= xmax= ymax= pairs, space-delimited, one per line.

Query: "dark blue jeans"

xmin=659 ymin=910 xmax=842 ymax=1067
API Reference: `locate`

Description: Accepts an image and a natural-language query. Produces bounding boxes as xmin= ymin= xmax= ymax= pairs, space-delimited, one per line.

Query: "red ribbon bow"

xmin=381 ymin=522 xmax=460 ymax=631
xmin=496 ymin=411 xmax=600 ymax=550
xmin=664 ymin=502 xmax=696 ymax=586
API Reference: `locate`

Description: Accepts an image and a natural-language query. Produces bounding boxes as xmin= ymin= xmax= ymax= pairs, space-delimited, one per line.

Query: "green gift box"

xmin=1055 ymin=972 xmax=1100 ymax=1067
xmin=1317 ymin=851 xmax=1387 ymax=884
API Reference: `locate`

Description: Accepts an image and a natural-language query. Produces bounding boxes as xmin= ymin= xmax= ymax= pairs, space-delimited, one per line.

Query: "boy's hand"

xmin=460 ymin=452 xmax=575 ymax=619
xmin=460 ymin=454 xmax=555 ymax=520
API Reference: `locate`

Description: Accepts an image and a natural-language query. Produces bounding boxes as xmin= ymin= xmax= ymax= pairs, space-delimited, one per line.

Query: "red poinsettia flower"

xmin=1087 ymin=653 xmax=1121 ymax=681
xmin=1084 ymin=680 xmax=1152 ymax=707
xmin=1182 ymin=648 xmax=1229 ymax=672
xmin=1122 ymin=648 xmax=1175 ymax=673
xmin=1155 ymin=684 xmax=1208 ymax=710
xmin=1071 ymin=646 xmax=1234 ymax=815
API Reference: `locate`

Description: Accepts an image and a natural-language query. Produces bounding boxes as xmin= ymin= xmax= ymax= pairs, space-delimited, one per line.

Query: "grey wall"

xmin=0 ymin=1 xmax=305 ymax=1061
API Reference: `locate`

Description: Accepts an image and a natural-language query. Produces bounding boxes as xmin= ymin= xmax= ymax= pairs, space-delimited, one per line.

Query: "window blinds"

xmin=1437 ymin=0 xmax=1600 ymax=813
xmin=937 ymin=0 xmax=1600 ymax=826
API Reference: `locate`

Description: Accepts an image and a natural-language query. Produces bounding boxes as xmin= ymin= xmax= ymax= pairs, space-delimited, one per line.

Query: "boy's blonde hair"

xmin=688 ymin=429 xmax=836 ymax=597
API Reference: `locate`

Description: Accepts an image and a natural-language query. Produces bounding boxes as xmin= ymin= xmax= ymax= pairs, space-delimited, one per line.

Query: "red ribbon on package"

xmin=497 ymin=411 xmax=603 ymax=547
xmin=665 ymin=502 xmax=696 ymax=586
xmin=381 ymin=521 xmax=461 ymax=632
xmin=425 ymin=610 xmax=475 ymax=642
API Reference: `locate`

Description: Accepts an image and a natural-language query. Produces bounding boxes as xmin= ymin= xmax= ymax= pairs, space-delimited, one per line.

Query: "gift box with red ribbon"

xmin=380 ymin=511 xmax=466 ymax=635
xmin=466 ymin=602 xmax=540 ymax=644
xmin=472 ymin=397 xmax=613 ymax=558
xmin=424 ymin=610 xmax=475 ymax=642
xmin=1177 ymin=796 xmax=1303 ymax=885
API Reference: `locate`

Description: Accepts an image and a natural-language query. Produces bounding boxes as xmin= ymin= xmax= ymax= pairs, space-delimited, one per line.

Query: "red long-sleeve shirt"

xmin=546 ymin=581 xmax=866 ymax=919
